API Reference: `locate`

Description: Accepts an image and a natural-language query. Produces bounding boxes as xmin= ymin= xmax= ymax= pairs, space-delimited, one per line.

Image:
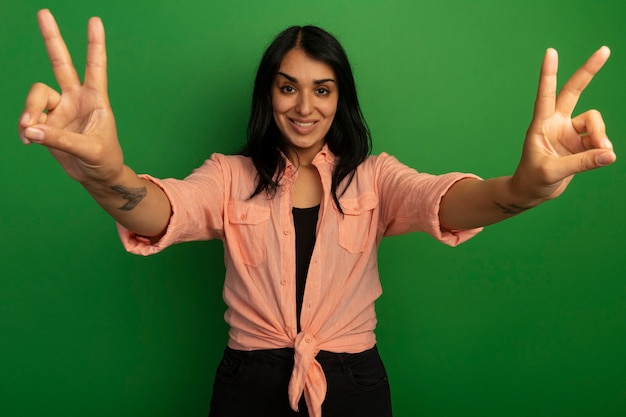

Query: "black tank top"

xmin=292 ymin=204 xmax=320 ymax=332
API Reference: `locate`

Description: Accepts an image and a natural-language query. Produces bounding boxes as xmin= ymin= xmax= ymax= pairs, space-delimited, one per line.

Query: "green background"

xmin=2 ymin=0 xmax=625 ymax=416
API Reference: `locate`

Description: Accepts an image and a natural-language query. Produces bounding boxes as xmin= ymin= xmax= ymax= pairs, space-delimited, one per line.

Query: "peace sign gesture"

xmin=18 ymin=9 xmax=123 ymax=185
xmin=511 ymin=46 xmax=616 ymax=203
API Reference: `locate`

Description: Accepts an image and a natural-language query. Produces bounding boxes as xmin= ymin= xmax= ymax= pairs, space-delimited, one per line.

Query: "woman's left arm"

xmin=439 ymin=46 xmax=616 ymax=231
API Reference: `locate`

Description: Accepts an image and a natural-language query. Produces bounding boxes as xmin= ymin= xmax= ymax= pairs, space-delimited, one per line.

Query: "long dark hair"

xmin=241 ymin=25 xmax=371 ymax=212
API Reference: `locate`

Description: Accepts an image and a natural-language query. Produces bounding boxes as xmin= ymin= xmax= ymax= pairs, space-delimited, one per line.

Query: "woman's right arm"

xmin=18 ymin=9 xmax=171 ymax=238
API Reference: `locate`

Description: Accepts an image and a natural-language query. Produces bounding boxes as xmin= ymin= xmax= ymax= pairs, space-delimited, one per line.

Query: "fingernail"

xmin=24 ymin=127 xmax=45 ymax=142
xmin=597 ymin=152 xmax=615 ymax=166
xmin=19 ymin=134 xmax=32 ymax=145
xmin=20 ymin=112 xmax=31 ymax=126
xmin=602 ymin=138 xmax=613 ymax=150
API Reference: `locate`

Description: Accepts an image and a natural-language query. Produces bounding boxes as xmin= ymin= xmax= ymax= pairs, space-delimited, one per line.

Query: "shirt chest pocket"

xmin=337 ymin=192 xmax=379 ymax=254
xmin=227 ymin=201 xmax=271 ymax=267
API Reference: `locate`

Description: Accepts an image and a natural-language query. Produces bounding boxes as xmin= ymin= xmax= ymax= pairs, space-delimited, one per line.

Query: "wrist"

xmin=505 ymin=175 xmax=548 ymax=209
xmin=79 ymin=164 xmax=133 ymax=189
xmin=79 ymin=165 xmax=145 ymax=202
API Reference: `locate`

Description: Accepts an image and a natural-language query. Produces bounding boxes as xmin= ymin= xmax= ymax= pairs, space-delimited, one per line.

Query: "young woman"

xmin=19 ymin=9 xmax=615 ymax=417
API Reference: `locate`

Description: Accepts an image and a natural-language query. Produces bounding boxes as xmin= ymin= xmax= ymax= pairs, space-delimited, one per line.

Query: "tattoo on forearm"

xmin=493 ymin=201 xmax=531 ymax=215
xmin=111 ymin=185 xmax=147 ymax=211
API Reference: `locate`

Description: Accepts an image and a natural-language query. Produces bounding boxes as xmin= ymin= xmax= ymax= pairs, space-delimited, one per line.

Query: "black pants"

xmin=208 ymin=345 xmax=393 ymax=417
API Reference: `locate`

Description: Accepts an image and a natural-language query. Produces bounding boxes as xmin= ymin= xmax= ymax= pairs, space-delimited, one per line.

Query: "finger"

xmin=18 ymin=83 xmax=62 ymax=144
xmin=555 ymin=46 xmax=611 ymax=116
xmin=21 ymin=83 xmax=62 ymax=125
xmin=552 ymin=149 xmax=616 ymax=179
xmin=18 ymin=114 xmax=49 ymax=145
xmin=84 ymin=16 xmax=108 ymax=92
xmin=37 ymin=9 xmax=81 ymax=92
xmin=532 ymin=48 xmax=558 ymax=122
xmin=22 ymin=123 xmax=93 ymax=159
xmin=572 ymin=110 xmax=612 ymax=150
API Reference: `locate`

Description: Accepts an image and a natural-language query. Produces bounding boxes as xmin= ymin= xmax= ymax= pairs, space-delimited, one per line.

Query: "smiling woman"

xmin=270 ymin=49 xmax=338 ymax=209
xmin=242 ymin=25 xmax=372 ymax=217
xmin=17 ymin=7 xmax=618 ymax=417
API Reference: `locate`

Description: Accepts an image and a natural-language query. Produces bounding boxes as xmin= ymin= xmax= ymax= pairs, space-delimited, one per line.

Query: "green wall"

xmin=2 ymin=0 xmax=625 ymax=416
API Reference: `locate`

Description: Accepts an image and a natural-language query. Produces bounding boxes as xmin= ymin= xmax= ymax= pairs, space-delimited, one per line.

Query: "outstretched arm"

xmin=18 ymin=9 xmax=171 ymax=238
xmin=439 ymin=46 xmax=616 ymax=230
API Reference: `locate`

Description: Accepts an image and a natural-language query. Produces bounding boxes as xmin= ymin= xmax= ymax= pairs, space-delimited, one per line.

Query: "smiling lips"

xmin=292 ymin=119 xmax=317 ymax=129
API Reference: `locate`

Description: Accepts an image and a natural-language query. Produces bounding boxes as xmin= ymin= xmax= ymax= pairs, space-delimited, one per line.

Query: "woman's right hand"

xmin=18 ymin=9 xmax=123 ymax=185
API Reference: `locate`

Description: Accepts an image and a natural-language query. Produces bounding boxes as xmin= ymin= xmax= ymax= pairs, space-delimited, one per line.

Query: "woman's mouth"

xmin=291 ymin=119 xmax=316 ymax=129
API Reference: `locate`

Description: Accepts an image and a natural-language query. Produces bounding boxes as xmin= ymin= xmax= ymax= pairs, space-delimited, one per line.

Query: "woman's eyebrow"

xmin=277 ymin=71 xmax=336 ymax=85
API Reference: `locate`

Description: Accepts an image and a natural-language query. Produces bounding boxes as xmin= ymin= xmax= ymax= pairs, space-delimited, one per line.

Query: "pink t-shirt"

xmin=117 ymin=145 xmax=482 ymax=416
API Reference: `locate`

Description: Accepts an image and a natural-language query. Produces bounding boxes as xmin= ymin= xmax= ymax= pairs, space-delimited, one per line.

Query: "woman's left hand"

xmin=511 ymin=46 xmax=616 ymax=204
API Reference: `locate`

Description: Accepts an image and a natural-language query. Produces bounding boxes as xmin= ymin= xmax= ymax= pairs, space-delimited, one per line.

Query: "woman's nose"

xmin=295 ymin=92 xmax=313 ymax=115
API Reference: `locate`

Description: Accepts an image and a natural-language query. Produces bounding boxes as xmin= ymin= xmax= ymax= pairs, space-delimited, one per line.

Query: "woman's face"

xmin=272 ymin=48 xmax=338 ymax=163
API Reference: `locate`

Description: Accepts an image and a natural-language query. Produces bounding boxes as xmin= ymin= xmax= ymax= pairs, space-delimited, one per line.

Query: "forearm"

xmin=439 ymin=176 xmax=544 ymax=230
xmin=82 ymin=165 xmax=172 ymax=238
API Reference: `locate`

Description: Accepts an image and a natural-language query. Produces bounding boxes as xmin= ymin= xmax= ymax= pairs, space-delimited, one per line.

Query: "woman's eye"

xmin=281 ymin=85 xmax=295 ymax=94
xmin=316 ymin=87 xmax=330 ymax=96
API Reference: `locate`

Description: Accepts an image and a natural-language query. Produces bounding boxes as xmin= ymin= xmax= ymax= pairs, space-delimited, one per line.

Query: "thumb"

xmin=23 ymin=124 xmax=89 ymax=156
xmin=556 ymin=149 xmax=616 ymax=177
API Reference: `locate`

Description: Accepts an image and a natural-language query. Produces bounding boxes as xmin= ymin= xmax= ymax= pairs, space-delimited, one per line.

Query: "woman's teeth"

xmin=293 ymin=120 xmax=315 ymax=128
